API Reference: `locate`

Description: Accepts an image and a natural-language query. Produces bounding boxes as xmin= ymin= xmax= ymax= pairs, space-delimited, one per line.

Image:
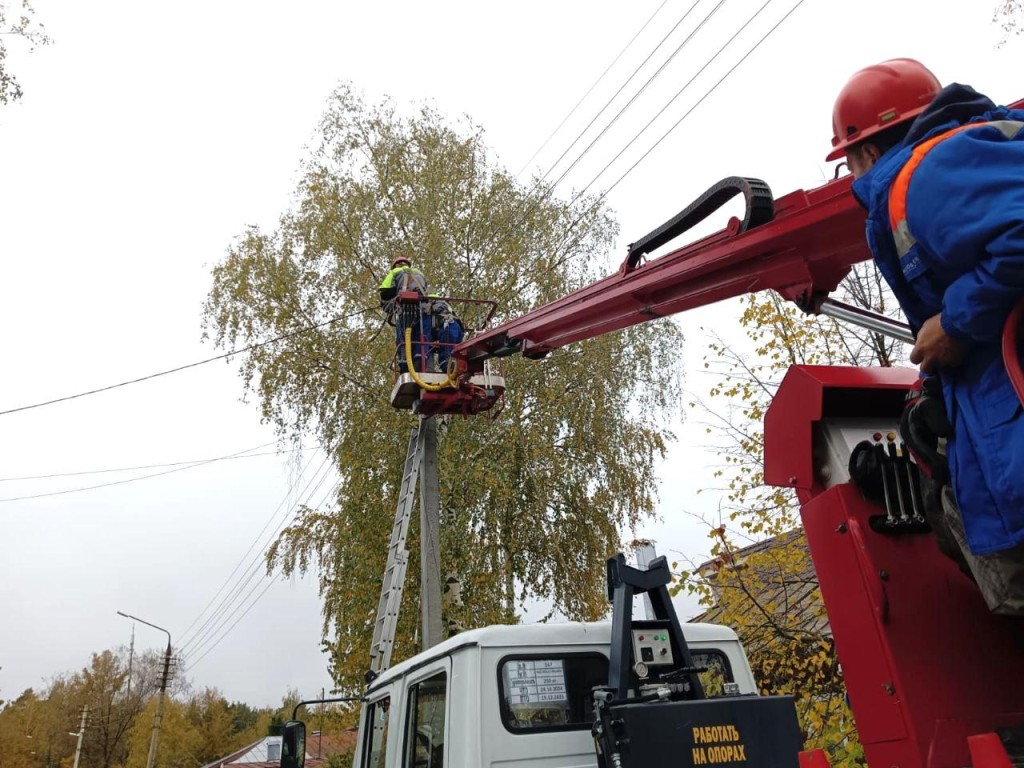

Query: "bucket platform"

xmin=389 ymin=370 xmax=505 ymax=417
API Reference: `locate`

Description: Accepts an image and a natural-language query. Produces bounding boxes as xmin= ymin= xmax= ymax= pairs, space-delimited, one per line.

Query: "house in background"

xmin=692 ymin=529 xmax=831 ymax=643
xmin=202 ymin=729 xmax=358 ymax=768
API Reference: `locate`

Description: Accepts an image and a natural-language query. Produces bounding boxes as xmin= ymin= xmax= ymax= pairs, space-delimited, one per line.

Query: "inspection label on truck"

xmin=504 ymin=659 xmax=568 ymax=705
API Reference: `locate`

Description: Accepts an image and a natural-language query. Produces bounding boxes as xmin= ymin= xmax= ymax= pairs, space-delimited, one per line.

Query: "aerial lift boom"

xmin=459 ymin=175 xmax=882 ymax=365
xmin=444 ymin=151 xmax=1024 ymax=767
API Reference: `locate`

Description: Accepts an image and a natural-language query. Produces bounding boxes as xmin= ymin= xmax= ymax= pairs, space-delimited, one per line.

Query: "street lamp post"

xmin=117 ymin=612 xmax=172 ymax=768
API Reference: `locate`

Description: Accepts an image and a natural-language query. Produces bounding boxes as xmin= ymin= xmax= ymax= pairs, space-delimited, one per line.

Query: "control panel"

xmin=631 ymin=626 xmax=674 ymax=666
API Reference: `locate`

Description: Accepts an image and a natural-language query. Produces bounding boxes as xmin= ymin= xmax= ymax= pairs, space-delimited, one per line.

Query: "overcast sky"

xmin=0 ymin=1 xmax=1020 ymax=708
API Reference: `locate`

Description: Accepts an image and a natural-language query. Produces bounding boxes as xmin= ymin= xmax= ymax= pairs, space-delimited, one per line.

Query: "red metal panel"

xmin=802 ymin=483 xmax=1024 ymax=768
xmin=801 ymin=489 xmax=910 ymax=751
xmin=763 ymin=365 xmax=919 ymax=497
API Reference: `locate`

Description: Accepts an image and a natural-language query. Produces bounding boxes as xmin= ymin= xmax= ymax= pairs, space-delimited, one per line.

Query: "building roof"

xmin=201 ymin=731 xmax=358 ymax=768
xmin=693 ymin=530 xmax=830 ymax=641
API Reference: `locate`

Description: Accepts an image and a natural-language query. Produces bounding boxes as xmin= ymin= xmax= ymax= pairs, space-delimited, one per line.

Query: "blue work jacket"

xmin=851 ymin=84 xmax=1024 ymax=555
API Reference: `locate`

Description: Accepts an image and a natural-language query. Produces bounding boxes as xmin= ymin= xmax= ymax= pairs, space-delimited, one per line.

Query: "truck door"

xmin=398 ymin=659 xmax=451 ymax=768
xmin=356 ymin=688 xmax=396 ymax=768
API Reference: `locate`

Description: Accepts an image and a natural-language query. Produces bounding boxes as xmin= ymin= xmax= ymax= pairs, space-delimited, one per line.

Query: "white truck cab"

xmin=352 ymin=620 xmax=758 ymax=768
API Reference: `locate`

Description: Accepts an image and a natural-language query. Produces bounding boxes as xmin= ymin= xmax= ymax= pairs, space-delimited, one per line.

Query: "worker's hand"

xmin=910 ymin=313 xmax=966 ymax=373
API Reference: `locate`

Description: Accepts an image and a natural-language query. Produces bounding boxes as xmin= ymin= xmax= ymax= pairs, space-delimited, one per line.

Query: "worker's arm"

xmin=379 ymin=268 xmax=399 ymax=304
xmin=906 ymin=124 xmax=1024 ymax=344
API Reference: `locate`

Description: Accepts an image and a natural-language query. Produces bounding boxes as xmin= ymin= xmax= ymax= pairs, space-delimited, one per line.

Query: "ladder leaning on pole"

xmin=367 ymin=421 xmax=426 ymax=680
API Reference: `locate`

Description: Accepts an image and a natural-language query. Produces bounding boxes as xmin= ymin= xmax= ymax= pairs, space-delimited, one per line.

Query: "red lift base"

xmin=766 ymin=366 xmax=1024 ymax=768
xmin=389 ymin=372 xmax=506 ymax=417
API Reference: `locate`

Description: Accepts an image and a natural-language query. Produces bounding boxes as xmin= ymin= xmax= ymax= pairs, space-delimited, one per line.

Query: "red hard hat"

xmin=827 ymin=58 xmax=941 ymax=161
xmin=392 ymin=255 xmax=411 ymax=268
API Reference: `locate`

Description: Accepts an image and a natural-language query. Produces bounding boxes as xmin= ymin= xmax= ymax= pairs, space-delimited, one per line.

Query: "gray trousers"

xmin=935 ymin=485 xmax=1024 ymax=616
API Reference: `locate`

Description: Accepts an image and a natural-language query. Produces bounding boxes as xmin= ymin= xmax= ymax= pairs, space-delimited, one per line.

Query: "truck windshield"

xmin=498 ymin=653 xmax=608 ymax=733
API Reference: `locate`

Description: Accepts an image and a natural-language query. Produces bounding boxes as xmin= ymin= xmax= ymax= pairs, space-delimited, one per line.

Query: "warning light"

xmin=638 ymin=635 xmax=644 ymax=641
xmin=887 ymin=431 xmax=896 ymax=442
xmin=872 ymin=432 xmax=882 ymax=441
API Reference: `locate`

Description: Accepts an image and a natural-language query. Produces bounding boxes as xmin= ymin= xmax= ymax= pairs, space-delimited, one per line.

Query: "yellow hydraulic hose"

xmin=404 ymin=327 xmax=458 ymax=391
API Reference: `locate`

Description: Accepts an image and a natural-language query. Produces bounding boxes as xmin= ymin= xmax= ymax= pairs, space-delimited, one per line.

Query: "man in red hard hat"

xmin=379 ymin=255 xmax=431 ymax=373
xmin=828 ymin=58 xmax=1024 ymax=614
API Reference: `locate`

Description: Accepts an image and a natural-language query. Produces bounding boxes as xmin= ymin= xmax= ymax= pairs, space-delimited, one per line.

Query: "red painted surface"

xmin=763 ymin=365 xmax=918 ymax=496
xmin=968 ymin=733 xmax=1014 ymax=768
xmin=798 ymin=749 xmax=832 ymax=767
xmin=457 ymin=175 xmax=869 ymax=365
xmin=773 ymin=368 xmax=1024 ymax=767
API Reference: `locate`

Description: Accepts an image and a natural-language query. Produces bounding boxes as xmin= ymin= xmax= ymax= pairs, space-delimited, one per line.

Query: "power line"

xmin=547 ymin=0 xmax=730 ymax=191
xmin=177 ymin=456 xmax=334 ymax=653
xmin=575 ymin=0 xmax=779 ymax=197
xmin=0 ymin=446 xmax=316 ymax=483
xmin=550 ymin=0 xmax=808 ymax=255
xmin=180 ymin=472 xmax=339 ymax=665
xmin=176 ymin=448 xmax=328 ymax=644
xmin=182 ymin=481 xmax=342 ymax=671
xmin=181 ymin=576 xmax=282 ymax=674
xmin=0 ymin=441 xmax=280 ymax=503
xmin=514 ymin=0 xmax=670 ymax=178
xmin=0 ymin=307 xmax=374 ymax=418
xmin=535 ymin=0 xmax=707 ymax=187
xmin=472 ymin=0 xmax=730 ymax=279
xmin=178 ymin=455 xmax=336 ymax=654
xmin=595 ymin=0 xmax=808 ymax=201
xmin=180 ymin=479 xmax=344 ymax=671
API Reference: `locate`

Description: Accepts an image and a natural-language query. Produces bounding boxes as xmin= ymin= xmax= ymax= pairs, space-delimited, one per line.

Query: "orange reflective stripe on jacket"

xmin=888 ymin=120 xmax=1024 ymax=257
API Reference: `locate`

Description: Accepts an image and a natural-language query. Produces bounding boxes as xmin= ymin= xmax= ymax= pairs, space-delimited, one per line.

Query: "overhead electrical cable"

xmin=473 ymin=0 xmax=732 ymax=278
xmin=0 ymin=306 xmax=375 ymax=418
xmin=181 ymin=478 xmax=342 ymax=672
xmin=582 ymin=0 xmax=802 ymax=203
xmin=0 ymin=446 xmax=316 ymax=483
xmin=535 ymin=0 xmax=709 ymax=186
xmin=514 ymin=0 xmax=670 ymax=178
xmin=182 ymin=575 xmax=282 ymax=674
xmin=175 ymin=448 xmax=328 ymax=643
xmin=0 ymin=441 xmax=280 ymax=503
xmin=546 ymin=0 xmax=730 ymax=191
xmin=544 ymin=0 xmax=809 ymax=262
xmin=177 ymin=456 xmax=337 ymax=655
xmin=570 ymin=0 xmax=779 ymax=204
xmin=176 ymin=455 xmax=335 ymax=654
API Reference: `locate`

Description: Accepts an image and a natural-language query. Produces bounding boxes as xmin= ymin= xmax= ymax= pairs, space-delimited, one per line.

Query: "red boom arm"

xmin=458 ymin=175 xmax=868 ymax=365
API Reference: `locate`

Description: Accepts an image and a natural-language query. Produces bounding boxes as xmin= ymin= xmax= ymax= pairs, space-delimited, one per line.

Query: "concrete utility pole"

xmin=116 ymin=612 xmax=172 ymax=768
xmin=126 ymin=624 xmax=135 ymax=700
xmin=71 ymin=705 xmax=88 ymax=768
xmin=419 ymin=417 xmax=443 ymax=651
xmin=147 ymin=641 xmax=172 ymax=768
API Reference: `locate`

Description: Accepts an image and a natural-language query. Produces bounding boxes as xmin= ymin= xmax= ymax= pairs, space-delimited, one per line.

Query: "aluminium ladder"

xmin=368 ymin=416 xmax=443 ymax=678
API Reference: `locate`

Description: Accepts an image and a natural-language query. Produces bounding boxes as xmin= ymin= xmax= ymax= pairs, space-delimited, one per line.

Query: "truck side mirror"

xmin=281 ymin=721 xmax=305 ymax=768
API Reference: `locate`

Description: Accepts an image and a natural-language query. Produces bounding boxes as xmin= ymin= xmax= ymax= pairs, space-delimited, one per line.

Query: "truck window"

xmin=690 ymin=649 xmax=734 ymax=696
xmin=403 ymin=671 xmax=447 ymax=768
xmin=362 ymin=696 xmax=391 ymax=768
xmin=498 ymin=653 xmax=608 ymax=733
